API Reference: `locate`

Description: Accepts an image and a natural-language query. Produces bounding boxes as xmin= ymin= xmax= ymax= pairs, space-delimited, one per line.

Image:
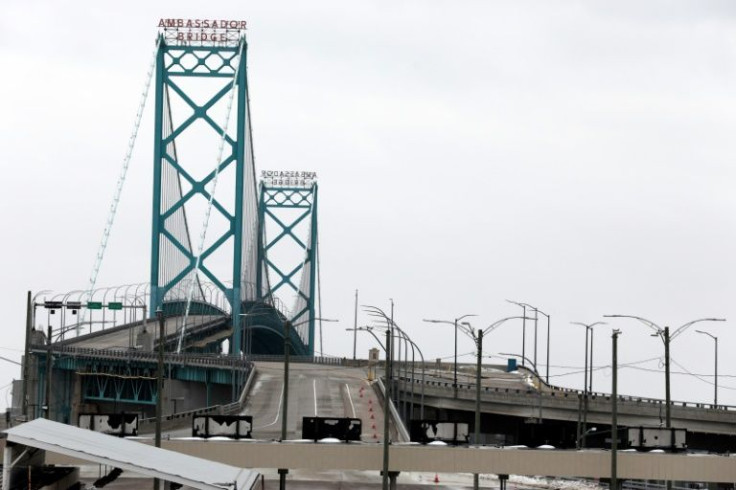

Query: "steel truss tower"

xmin=149 ymin=32 xmax=258 ymax=353
xmin=258 ymin=183 xmax=319 ymax=354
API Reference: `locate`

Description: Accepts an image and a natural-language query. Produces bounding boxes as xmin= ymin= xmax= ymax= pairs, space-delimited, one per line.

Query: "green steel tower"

xmin=258 ymin=174 xmax=319 ymax=355
xmin=149 ymin=26 xmax=260 ymax=354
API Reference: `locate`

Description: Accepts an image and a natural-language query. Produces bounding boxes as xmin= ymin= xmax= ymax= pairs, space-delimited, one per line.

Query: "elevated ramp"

xmin=3 ymin=418 xmax=259 ymax=490
xmin=244 ymin=362 xmax=399 ymax=441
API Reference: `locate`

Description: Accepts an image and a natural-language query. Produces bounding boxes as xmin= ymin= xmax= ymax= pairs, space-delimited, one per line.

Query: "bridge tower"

xmin=257 ymin=173 xmax=319 ymax=355
xmin=149 ymin=23 xmax=261 ymax=353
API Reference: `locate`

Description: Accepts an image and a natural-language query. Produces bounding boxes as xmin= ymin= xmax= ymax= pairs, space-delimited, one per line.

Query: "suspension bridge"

xmin=8 ymin=19 xmax=736 ymax=490
xmin=17 ymin=22 xmax=323 ymax=423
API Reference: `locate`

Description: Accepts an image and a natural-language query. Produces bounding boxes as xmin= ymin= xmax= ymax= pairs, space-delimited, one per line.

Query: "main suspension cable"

xmin=83 ymin=37 xmax=160 ymax=334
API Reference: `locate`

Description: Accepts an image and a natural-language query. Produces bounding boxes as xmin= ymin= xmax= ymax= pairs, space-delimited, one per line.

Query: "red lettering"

xmin=240 ymin=21 xmax=247 ymax=30
xmin=166 ymin=19 xmax=176 ymax=27
xmin=195 ymin=19 xmax=201 ymax=28
xmin=211 ymin=20 xmax=218 ymax=28
xmin=229 ymin=21 xmax=238 ymax=29
xmin=158 ymin=18 xmax=166 ymax=28
xmin=176 ymin=32 xmax=184 ymax=40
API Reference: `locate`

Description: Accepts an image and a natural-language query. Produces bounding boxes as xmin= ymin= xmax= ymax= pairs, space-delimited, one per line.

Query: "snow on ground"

xmin=407 ymin=471 xmax=605 ymax=490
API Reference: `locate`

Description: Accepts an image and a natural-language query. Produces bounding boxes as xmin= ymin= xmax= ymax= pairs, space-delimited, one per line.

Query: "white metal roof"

xmin=4 ymin=418 xmax=258 ymax=490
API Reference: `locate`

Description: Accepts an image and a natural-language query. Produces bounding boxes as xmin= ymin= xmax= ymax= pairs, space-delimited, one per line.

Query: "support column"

xmin=278 ymin=468 xmax=288 ymax=490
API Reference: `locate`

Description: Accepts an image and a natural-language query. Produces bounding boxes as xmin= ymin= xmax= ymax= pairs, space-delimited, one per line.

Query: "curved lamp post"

xmin=695 ymin=330 xmax=718 ymax=407
xmin=354 ymin=324 xmax=426 ymax=421
xmin=280 ymin=316 xmax=337 ymax=490
xmin=604 ymin=314 xmax=725 ymax=429
xmin=423 ymin=313 xmax=476 ymax=397
xmin=362 ymin=303 xmax=395 ymax=490
xmin=462 ymin=316 xmax=529 ymax=490
xmin=570 ymin=321 xmax=606 ymax=448
xmin=506 ymin=300 xmax=528 ymax=366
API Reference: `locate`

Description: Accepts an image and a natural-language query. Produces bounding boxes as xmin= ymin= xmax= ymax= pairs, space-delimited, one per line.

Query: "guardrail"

xmin=391 ymin=367 xmax=736 ymax=413
xmin=31 ymin=345 xmax=353 ymax=372
xmin=33 ymin=345 xmax=254 ymax=371
xmin=248 ymin=355 xmax=346 ymax=365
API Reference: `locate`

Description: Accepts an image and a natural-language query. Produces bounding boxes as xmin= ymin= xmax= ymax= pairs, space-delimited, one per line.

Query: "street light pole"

xmin=356 ymin=325 xmax=426 ymax=421
xmin=604 ymin=315 xmax=725 ymax=431
xmin=611 ymin=329 xmax=621 ymax=490
xmin=382 ymin=327 xmax=391 ymax=490
xmin=571 ymin=321 xmax=606 ymax=448
xmin=279 ymin=316 xmax=337 ymax=490
xmin=154 ymin=309 xmax=164 ymax=490
xmin=506 ymin=300 xmax=528 ymax=366
xmin=533 ymin=307 xmax=538 ymax=368
xmin=423 ymin=314 xmax=476 ymax=398
xmin=457 ymin=314 xmax=533 ymax=488
xmin=23 ymin=291 xmax=32 ymax=421
xmin=696 ymin=330 xmax=718 ymax=406
xmin=353 ymin=289 xmax=358 ymax=360
xmin=361 ymin=302 xmax=397 ymax=489
xmin=453 ymin=317 xmax=458 ymax=396
xmin=531 ymin=309 xmax=551 ymax=384
xmin=279 ymin=320 xmax=291 ymax=490
xmin=474 ymin=329 xmax=482 ymax=490
xmin=663 ymin=326 xmax=671 ymax=427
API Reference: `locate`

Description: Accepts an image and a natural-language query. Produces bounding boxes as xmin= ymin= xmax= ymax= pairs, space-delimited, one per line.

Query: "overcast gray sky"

xmin=1 ymin=1 xmax=736 ymax=411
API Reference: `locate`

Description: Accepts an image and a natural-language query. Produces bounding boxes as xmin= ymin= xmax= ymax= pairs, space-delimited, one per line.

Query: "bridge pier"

xmin=278 ymin=468 xmax=288 ymax=489
xmin=380 ymin=470 xmax=400 ymax=490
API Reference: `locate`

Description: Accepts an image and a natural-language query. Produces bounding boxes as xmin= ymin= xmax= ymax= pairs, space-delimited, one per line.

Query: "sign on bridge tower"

xmin=149 ymin=20 xmax=262 ymax=353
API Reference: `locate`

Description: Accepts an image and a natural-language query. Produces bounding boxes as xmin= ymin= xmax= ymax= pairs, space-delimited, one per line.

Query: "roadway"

xmin=244 ymin=362 xmax=396 ymax=441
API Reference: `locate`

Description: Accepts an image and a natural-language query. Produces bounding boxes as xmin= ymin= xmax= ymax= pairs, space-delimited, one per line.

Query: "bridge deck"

xmin=244 ymin=362 xmax=395 ymax=442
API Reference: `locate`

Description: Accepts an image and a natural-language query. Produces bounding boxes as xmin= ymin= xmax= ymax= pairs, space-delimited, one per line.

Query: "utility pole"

xmin=382 ymin=328 xmax=391 ymax=490
xmin=154 ymin=309 xmax=164 ymax=490
xmin=22 ymin=291 xmax=31 ymax=421
xmin=545 ymin=314 xmax=551 ymax=384
xmin=664 ymin=326 xmax=671 ymax=429
xmin=353 ymin=290 xmax=358 ymax=360
xmin=44 ymin=325 xmax=52 ymax=420
xmin=473 ymin=329 xmax=483 ymax=490
xmin=582 ymin=326 xmax=589 ymax=447
xmin=611 ymin=329 xmax=620 ymax=490
xmin=605 ymin=314 xmax=725 ymax=490
xmin=280 ymin=320 xmax=292 ymax=490
xmin=533 ymin=307 xmax=538 ymax=368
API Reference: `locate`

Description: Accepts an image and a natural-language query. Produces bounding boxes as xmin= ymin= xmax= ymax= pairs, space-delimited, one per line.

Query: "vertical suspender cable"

xmin=178 ymin=41 xmax=245 ymax=353
xmin=83 ymin=38 xmax=160 ymax=334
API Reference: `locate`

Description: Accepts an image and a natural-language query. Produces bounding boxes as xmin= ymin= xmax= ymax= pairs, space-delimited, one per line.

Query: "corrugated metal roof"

xmin=4 ymin=418 xmax=258 ymax=490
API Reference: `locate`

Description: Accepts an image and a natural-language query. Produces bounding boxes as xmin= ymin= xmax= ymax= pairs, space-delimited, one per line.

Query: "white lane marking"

xmin=346 ymin=383 xmax=356 ymax=418
xmin=256 ymin=382 xmax=284 ymax=429
xmin=313 ymin=379 xmax=319 ymax=416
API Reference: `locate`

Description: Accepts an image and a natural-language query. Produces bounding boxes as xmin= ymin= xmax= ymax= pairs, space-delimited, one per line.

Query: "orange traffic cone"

xmin=434 ymin=474 xmax=440 ymax=484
